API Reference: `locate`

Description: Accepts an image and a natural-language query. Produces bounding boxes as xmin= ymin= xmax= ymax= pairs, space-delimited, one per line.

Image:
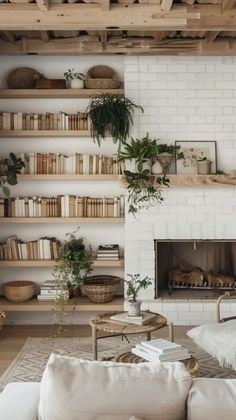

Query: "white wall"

xmin=124 ymin=56 xmax=236 ymax=325
xmin=0 ymin=55 xmax=125 ymax=324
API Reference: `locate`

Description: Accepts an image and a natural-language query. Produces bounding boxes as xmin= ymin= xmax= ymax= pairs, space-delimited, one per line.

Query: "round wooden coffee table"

xmin=90 ymin=311 xmax=173 ymax=360
xmin=103 ymin=351 xmax=200 ymax=377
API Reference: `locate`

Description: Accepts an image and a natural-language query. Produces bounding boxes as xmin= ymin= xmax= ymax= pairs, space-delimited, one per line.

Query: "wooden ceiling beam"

xmin=36 ymin=0 xmax=50 ymax=11
xmin=3 ymin=31 xmax=15 ymax=44
xmin=40 ymin=31 xmax=50 ymax=42
xmin=205 ymin=30 xmax=219 ymax=43
xmin=101 ymin=0 xmax=110 ymax=12
xmin=221 ymin=0 xmax=236 ymax=10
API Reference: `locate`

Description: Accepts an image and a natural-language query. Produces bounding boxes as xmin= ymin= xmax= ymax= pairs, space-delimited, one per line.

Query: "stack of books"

xmin=111 ymin=311 xmax=156 ymax=325
xmin=96 ymin=244 xmax=120 ymax=260
xmin=132 ymin=338 xmax=191 ymax=362
xmin=0 ymin=235 xmax=61 ymax=261
xmin=37 ymin=280 xmax=69 ymax=301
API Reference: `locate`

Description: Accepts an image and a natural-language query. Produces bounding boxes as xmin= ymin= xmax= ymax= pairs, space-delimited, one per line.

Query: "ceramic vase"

xmin=151 ymin=160 xmax=163 ymax=175
xmin=127 ymin=300 xmax=141 ymax=317
xmin=70 ymin=79 xmax=84 ymax=89
xmin=197 ymin=160 xmax=211 ymax=175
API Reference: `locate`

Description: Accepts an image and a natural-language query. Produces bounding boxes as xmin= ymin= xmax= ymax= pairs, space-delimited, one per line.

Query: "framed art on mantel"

xmin=175 ymin=141 xmax=217 ymax=174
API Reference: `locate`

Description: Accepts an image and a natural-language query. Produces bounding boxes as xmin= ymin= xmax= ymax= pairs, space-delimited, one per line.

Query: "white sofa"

xmin=0 ymin=354 xmax=236 ymax=420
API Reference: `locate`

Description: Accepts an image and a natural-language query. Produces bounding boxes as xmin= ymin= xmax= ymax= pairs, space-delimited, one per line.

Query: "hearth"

xmin=155 ymin=240 xmax=236 ymax=298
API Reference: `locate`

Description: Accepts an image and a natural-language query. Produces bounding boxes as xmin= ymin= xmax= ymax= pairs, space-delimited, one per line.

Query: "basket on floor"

xmin=0 ymin=311 xmax=6 ymax=332
xmin=83 ymin=275 xmax=122 ymax=303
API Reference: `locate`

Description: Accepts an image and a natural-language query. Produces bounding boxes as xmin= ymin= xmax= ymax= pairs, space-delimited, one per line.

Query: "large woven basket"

xmin=83 ymin=275 xmax=122 ymax=303
xmin=0 ymin=311 xmax=6 ymax=332
xmin=85 ymin=65 xmax=122 ymax=90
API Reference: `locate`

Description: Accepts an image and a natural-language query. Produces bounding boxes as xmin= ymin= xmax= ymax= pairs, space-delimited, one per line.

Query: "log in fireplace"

xmin=155 ymin=240 xmax=236 ymax=298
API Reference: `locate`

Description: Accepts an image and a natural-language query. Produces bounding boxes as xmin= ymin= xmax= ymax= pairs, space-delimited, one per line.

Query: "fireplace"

xmin=155 ymin=240 xmax=236 ymax=299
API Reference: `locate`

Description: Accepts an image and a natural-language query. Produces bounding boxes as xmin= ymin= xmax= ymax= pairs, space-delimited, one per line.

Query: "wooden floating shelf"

xmin=0 ymin=296 xmax=124 ymax=312
xmin=18 ymin=174 xmax=122 ymax=181
xmin=0 ymin=217 xmax=124 ymax=224
xmin=0 ymin=258 xmax=124 ymax=268
xmin=0 ymin=89 xmax=124 ymax=99
xmin=168 ymin=174 xmax=236 ymax=187
xmin=0 ymin=130 xmax=90 ymax=138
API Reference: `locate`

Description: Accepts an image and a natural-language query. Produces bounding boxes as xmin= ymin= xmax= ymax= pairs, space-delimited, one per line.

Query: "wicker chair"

xmin=216 ymin=291 xmax=236 ymax=323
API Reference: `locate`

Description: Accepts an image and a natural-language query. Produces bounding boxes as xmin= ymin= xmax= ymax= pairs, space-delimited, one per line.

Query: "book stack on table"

xmin=132 ymin=338 xmax=191 ymax=362
xmin=110 ymin=312 xmax=156 ymax=325
xmin=96 ymin=244 xmax=120 ymax=261
xmin=37 ymin=280 xmax=69 ymax=301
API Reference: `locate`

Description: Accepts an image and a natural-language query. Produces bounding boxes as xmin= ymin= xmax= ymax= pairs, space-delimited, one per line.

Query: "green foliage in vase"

xmin=86 ymin=93 xmax=143 ymax=146
xmin=125 ymin=274 xmax=152 ymax=302
xmin=157 ymin=144 xmax=184 ymax=159
xmin=64 ymin=68 xmax=85 ymax=81
xmin=0 ymin=153 xmax=25 ymax=197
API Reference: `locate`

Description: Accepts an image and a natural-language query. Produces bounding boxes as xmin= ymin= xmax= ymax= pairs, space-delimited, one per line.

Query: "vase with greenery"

xmin=52 ymin=229 xmax=94 ymax=334
xmin=86 ymin=93 xmax=143 ymax=147
xmin=64 ymin=68 xmax=85 ymax=88
xmin=125 ymin=273 xmax=152 ymax=317
xmin=116 ymin=134 xmax=169 ymax=215
xmin=156 ymin=144 xmax=184 ymax=174
xmin=0 ymin=153 xmax=25 ymax=197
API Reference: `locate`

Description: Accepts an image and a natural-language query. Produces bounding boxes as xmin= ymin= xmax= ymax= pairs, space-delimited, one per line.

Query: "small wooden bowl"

xmin=4 ymin=281 xmax=36 ymax=302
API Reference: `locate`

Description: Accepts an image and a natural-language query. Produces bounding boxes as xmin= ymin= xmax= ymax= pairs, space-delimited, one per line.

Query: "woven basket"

xmin=87 ymin=65 xmax=116 ymax=79
xmin=85 ymin=78 xmax=122 ymax=90
xmin=83 ymin=275 xmax=122 ymax=303
xmin=0 ymin=311 xmax=6 ymax=332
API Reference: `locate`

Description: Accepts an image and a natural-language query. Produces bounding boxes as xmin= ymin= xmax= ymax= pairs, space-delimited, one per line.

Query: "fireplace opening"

xmin=155 ymin=240 xmax=236 ymax=299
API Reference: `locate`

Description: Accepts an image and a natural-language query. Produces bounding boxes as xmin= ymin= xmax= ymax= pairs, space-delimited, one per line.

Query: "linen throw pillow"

xmin=38 ymin=353 xmax=191 ymax=420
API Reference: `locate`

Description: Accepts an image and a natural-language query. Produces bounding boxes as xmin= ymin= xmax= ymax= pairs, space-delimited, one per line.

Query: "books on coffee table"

xmin=132 ymin=338 xmax=191 ymax=362
xmin=110 ymin=311 xmax=156 ymax=325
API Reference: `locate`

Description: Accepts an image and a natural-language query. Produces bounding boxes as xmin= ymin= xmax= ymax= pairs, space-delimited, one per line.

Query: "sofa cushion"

xmin=187 ymin=378 xmax=236 ymax=420
xmin=0 ymin=382 xmax=40 ymax=420
xmin=38 ymin=353 xmax=191 ymax=420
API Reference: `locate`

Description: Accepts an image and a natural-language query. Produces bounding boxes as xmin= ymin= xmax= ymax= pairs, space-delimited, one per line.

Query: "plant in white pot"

xmin=64 ymin=68 xmax=85 ymax=89
xmin=125 ymin=274 xmax=152 ymax=317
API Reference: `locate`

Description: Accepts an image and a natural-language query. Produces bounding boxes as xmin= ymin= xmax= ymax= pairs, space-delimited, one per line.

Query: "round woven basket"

xmin=87 ymin=65 xmax=116 ymax=79
xmin=0 ymin=312 xmax=6 ymax=332
xmin=4 ymin=281 xmax=36 ymax=302
xmin=83 ymin=275 xmax=122 ymax=303
xmin=85 ymin=78 xmax=122 ymax=90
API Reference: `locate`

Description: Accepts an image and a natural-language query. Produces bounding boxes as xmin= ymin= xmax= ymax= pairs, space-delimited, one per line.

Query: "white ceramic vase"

xmin=127 ymin=300 xmax=141 ymax=317
xmin=151 ymin=160 xmax=163 ymax=175
xmin=70 ymin=79 xmax=84 ymax=89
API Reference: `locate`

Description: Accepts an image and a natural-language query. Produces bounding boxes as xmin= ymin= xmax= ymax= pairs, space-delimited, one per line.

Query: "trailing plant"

xmin=86 ymin=93 xmax=143 ymax=146
xmin=125 ymin=274 xmax=152 ymax=302
xmin=0 ymin=153 xmax=25 ymax=197
xmin=64 ymin=68 xmax=85 ymax=81
xmin=52 ymin=229 xmax=94 ymax=335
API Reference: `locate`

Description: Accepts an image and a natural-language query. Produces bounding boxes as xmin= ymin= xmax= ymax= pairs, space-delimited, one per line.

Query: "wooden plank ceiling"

xmin=0 ymin=0 xmax=236 ymax=55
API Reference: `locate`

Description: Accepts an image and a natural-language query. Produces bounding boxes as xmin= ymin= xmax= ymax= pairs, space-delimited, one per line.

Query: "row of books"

xmin=132 ymin=338 xmax=191 ymax=362
xmin=0 ymin=236 xmax=61 ymax=261
xmin=0 ymin=111 xmax=89 ymax=131
xmin=96 ymin=244 xmax=120 ymax=261
xmin=14 ymin=152 xmax=122 ymax=175
xmin=37 ymin=280 xmax=69 ymax=301
xmin=0 ymin=196 xmax=125 ymax=218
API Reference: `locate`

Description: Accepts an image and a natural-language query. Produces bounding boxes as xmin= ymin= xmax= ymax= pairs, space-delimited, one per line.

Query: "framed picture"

xmin=175 ymin=141 xmax=217 ymax=174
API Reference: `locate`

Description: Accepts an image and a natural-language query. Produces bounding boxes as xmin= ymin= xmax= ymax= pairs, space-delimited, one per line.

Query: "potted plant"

xmin=196 ymin=156 xmax=212 ymax=175
xmin=125 ymin=274 xmax=152 ymax=317
xmin=0 ymin=153 xmax=25 ymax=197
xmin=64 ymin=68 xmax=85 ymax=89
xmin=86 ymin=93 xmax=143 ymax=147
xmin=52 ymin=229 xmax=93 ymax=334
xmin=156 ymin=144 xmax=184 ymax=174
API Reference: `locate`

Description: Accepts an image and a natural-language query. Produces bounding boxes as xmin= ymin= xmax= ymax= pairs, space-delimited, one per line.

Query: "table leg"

xmin=168 ymin=322 xmax=174 ymax=342
xmin=146 ymin=332 xmax=151 ymax=341
xmin=92 ymin=325 xmax=98 ymax=360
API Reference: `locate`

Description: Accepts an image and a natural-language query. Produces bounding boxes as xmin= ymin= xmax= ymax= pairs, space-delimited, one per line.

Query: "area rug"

xmin=0 ymin=335 xmax=236 ymax=392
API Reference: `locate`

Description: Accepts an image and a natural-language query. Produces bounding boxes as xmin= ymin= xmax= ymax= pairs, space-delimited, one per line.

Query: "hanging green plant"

xmin=86 ymin=93 xmax=143 ymax=146
xmin=0 ymin=153 xmax=25 ymax=197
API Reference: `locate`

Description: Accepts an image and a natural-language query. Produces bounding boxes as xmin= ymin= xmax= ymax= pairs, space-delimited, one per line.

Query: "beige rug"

xmin=0 ymin=335 xmax=236 ymax=391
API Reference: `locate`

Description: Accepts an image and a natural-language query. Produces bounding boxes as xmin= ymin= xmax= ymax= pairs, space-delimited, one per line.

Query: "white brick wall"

xmin=124 ymin=56 xmax=236 ymax=325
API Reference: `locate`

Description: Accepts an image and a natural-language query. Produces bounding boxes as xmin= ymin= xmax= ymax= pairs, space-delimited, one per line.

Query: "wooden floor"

xmin=0 ymin=325 xmax=190 ymax=377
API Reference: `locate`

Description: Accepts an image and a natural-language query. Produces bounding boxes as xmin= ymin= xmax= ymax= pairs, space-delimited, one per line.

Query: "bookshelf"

xmin=0 ymin=89 xmax=124 ymax=99
xmin=0 ymin=296 xmax=124 ymax=312
xmin=0 ymin=217 xmax=124 ymax=224
xmin=0 ymin=258 xmax=124 ymax=268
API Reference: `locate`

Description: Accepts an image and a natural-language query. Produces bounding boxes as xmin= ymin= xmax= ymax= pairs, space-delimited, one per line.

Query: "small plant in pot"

xmin=86 ymin=93 xmax=143 ymax=147
xmin=64 ymin=68 xmax=85 ymax=89
xmin=125 ymin=274 xmax=152 ymax=317
xmin=52 ymin=229 xmax=93 ymax=334
xmin=196 ymin=156 xmax=212 ymax=175
xmin=0 ymin=153 xmax=25 ymax=197
xmin=156 ymin=144 xmax=184 ymax=174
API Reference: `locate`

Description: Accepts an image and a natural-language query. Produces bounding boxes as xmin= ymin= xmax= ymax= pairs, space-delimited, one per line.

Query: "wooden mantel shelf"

xmin=168 ymin=174 xmax=236 ymax=187
xmin=0 ymin=258 xmax=124 ymax=268
xmin=0 ymin=89 xmax=124 ymax=99
xmin=0 ymin=296 xmax=124 ymax=312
